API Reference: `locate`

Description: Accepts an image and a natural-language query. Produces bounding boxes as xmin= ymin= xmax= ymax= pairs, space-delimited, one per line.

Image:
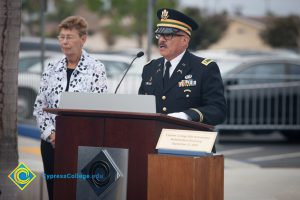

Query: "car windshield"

xmin=213 ymin=59 xmax=244 ymax=75
xmin=101 ymin=60 xmax=128 ymax=78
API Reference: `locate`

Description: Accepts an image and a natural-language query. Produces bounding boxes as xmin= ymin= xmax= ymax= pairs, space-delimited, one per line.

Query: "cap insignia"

xmin=161 ymin=9 xmax=169 ymax=20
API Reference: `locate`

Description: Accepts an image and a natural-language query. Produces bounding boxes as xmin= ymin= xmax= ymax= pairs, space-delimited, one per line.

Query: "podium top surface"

xmin=44 ymin=108 xmax=213 ymax=131
xmin=59 ymin=92 xmax=156 ymax=114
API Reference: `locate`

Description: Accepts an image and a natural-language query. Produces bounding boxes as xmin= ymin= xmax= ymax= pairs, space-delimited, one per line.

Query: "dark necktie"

xmin=163 ymin=61 xmax=171 ymax=88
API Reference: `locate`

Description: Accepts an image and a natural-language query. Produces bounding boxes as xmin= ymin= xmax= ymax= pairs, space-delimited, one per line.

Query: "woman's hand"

xmin=48 ymin=132 xmax=56 ymax=148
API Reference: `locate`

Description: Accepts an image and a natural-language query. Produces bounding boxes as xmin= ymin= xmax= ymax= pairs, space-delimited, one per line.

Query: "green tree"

xmin=21 ymin=1 xmax=229 ymax=50
xmin=261 ymin=15 xmax=300 ymax=51
xmin=0 ymin=0 xmax=21 ymax=198
xmin=22 ymin=0 xmax=40 ymax=12
xmin=83 ymin=0 xmax=178 ymax=47
xmin=48 ymin=0 xmax=77 ymax=21
xmin=22 ymin=0 xmax=76 ymax=35
xmin=22 ymin=0 xmax=179 ymax=46
xmin=21 ymin=0 xmax=41 ymax=35
xmin=183 ymin=8 xmax=228 ymax=50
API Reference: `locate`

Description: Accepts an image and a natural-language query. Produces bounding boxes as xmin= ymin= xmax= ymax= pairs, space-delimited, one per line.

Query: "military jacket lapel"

xmin=153 ymin=59 xmax=164 ymax=91
xmin=163 ymin=52 xmax=192 ymax=93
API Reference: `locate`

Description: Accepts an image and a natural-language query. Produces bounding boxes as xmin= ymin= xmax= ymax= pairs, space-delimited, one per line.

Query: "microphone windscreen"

xmin=136 ymin=51 xmax=144 ymax=58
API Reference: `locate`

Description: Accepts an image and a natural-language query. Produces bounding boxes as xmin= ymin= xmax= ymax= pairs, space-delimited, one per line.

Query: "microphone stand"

xmin=114 ymin=52 xmax=144 ymax=94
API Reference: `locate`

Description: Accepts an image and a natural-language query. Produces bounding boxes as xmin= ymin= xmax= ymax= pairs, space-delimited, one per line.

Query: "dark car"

xmin=219 ymin=57 xmax=300 ymax=140
xmin=196 ymin=49 xmax=300 ymax=140
xmin=20 ymin=37 xmax=61 ymax=52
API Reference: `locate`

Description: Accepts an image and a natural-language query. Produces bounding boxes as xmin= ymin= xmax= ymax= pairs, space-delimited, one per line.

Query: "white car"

xmin=18 ymin=51 xmax=62 ymax=120
xmin=18 ymin=51 xmax=146 ymax=120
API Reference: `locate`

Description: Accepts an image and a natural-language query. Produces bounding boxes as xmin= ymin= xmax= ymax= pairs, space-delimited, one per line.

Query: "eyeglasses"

xmin=155 ymin=34 xmax=185 ymax=40
xmin=57 ymin=35 xmax=78 ymax=42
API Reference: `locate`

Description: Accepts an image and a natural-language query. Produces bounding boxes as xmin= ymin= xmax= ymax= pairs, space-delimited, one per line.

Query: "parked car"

xmin=20 ymin=37 xmax=61 ymax=52
xmin=196 ymin=49 xmax=300 ymax=75
xmin=18 ymin=51 xmax=146 ymax=120
xmin=18 ymin=51 xmax=62 ymax=120
xmin=196 ymin=50 xmax=300 ymax=140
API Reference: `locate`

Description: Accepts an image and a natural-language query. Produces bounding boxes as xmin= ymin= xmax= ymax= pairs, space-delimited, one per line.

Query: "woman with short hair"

xmin=33 ymin=16 xmax=108 ymax=200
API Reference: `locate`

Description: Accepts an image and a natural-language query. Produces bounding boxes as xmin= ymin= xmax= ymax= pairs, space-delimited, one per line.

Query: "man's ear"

xmin=182 ymin=35 xmax=190 ymax=46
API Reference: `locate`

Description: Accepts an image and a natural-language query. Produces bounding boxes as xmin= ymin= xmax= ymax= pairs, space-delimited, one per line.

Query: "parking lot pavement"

xmin=18 ymin=135 xmax=43 ymax=172
xmin=219 ymin=135 xmax=300 ymax=200
xmin=224 ymin=154 xmax=300 ymax=199
xmin=225 ymin=166 xmax=300 ymax=200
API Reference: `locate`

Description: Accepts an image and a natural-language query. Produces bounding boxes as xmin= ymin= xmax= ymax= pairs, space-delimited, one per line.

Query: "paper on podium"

xmin=59 ymin=92 xmax=156 ymax=113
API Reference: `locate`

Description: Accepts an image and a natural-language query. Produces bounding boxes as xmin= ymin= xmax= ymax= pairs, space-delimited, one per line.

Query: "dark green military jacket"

xmin=138 ymin=51 xmax=226 ymax=126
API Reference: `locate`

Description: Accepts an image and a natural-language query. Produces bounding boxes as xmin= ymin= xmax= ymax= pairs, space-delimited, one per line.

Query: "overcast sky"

xmin=179 ymin=0 xmax=300 ymax=17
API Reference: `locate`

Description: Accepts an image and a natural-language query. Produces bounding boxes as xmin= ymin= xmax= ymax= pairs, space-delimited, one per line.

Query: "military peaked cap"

xmin=155 ymin=8 xmax=198 ymax=36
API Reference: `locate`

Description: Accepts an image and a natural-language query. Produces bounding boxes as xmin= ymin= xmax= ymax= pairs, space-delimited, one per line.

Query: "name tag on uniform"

xmin=178 ymin=79 xmax=196 ymax=87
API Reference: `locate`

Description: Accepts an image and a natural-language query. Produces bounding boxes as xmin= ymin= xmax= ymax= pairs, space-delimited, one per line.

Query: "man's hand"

xmin=48 ymin=132 xmax=56 ymax=148
xmin=167 ymin=112 xmax=191 ymax=120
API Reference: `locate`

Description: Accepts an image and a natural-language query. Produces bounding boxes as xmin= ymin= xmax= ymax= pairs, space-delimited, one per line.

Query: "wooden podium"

xmin=148 ymin=154 xmax=224 ymax=200
xmin=45 ymin=108 xmax=213 ymax=200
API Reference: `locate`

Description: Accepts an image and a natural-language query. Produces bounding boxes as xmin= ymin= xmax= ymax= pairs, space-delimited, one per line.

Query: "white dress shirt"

xmin=164 ymin=50 xmax=186 ymax=78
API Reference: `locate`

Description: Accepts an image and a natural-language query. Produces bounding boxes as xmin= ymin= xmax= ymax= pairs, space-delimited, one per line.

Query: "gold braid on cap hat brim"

xmin=157 ymin=19 xmax=192 ymax=36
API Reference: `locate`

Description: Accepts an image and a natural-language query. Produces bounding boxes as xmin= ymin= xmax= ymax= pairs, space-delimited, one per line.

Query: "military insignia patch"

xmin=177 ymin=69 xmax=183 ymax=74
xmin=201 ymin=58 xmax=213 ymax=66
xmin=161 ymin=9 xmax=169 ymax=20
xmin=184 ymin=89 xmax=191 ymax=98
xmin=185 ymin=74 xmax=192 ymax=79
xmin=178 ymin=79 xmax=197 ymax=87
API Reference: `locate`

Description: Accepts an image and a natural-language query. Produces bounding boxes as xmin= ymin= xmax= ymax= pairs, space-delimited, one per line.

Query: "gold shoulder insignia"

xmin=201 ymin=58 xmax=213 ymax=66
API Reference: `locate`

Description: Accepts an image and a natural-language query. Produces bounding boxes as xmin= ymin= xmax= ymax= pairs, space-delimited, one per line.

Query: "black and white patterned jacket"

xmin=33 ymin=50 xmax=108 ymax=141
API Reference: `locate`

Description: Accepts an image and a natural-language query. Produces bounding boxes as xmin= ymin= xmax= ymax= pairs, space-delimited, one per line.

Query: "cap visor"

xmin=155 ymin=27 xmax=180 ymax=34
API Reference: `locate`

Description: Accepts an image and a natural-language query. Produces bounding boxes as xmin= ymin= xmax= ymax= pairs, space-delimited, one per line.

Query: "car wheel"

xmin=18 ymin=91 xmax=35 ymax=120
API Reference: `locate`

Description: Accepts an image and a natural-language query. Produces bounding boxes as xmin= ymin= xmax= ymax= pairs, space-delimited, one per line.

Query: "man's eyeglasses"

xmin=155 ymin=33 xmax=185 ymax=40
xmin=57 ymin=35 xmax=77 ymax=42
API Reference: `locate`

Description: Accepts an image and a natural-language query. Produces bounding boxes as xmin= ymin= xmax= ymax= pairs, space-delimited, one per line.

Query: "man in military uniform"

xmin=139 ymin=8 xmax=226 ymax=126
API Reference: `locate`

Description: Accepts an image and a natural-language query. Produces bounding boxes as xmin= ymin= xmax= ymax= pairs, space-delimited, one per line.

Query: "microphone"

xmin=114 ymin=51 xmax=144 ymax=94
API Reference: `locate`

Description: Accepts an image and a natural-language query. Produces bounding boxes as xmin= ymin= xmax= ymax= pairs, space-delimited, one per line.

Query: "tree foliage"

xmin=83 ymin=0 xmax=178 ymax=46
xmin=261 ymin=15 xmax=300 ymax=51
xmin=183 ymin=8 xmax=228 ymax=50
xmin=21 ymin=1 xmax=228 ymax=49
xmin=48 ymin=0 xmax=77 ymax=21
xmin=22 ymin=0 xmax=179 ymax=46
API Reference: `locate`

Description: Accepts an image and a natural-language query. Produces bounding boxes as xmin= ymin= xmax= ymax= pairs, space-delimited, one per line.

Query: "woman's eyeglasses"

xmin=57 ymin=35 xmax=77 ymax=42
